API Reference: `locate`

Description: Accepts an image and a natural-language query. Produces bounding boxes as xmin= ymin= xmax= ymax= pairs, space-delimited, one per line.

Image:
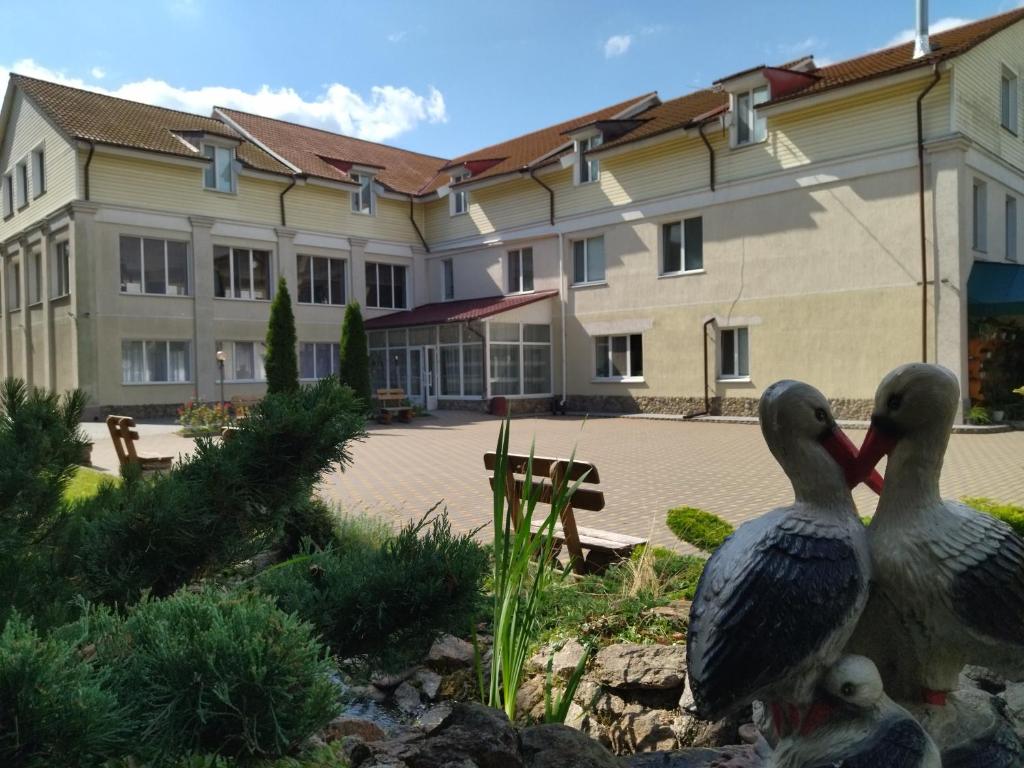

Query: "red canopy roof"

xmin=365 ymin=290 xmax=558 ymax=330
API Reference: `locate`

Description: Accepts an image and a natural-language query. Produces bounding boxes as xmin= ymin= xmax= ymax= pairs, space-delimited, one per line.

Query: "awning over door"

xmin=968 ymin=261 xmax=1024 ymax=315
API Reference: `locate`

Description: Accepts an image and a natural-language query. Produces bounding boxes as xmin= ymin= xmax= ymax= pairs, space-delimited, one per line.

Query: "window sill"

xmin=592 ymin=376 xmax=644 ymax=384
xmin=2 ymin=214 xmax=12 ymax=222
xmin=1002 ymin=125 xmax=1018 ymax=137
xmin=718 ymin=376 xmax=752 ymax=384
xmin=121 ymin=290 xmax=192 ymax=298
xmin=27 ymin=300 xmax=43 ymax=308
xmin=33 ymin=190 xmax=46 ymax=201
xmin=571 ymin=280 xmax=608 ymax=289
xmin=658 ymin=269 xmax=705 ymax=279
xmin=450 ymin=210 xmax=468 ymax=218
xmin=203 ymin=187 xmax=237 ymax=196
xmin=225 ymin=380 xmax=266 ymax=384
xmin=366 ymin=305 xmax=409 ymax=311
xmin=51 ymin=292 xmax=71 ymax=302
xmin=575 ymin=178 xmax=600 ymax=187
xmin=352 ymin=210 xmax=375 ymax=217
xmin=16 ymin=204 xmax=29 ymax=212
xmin=214 ymin=296 xmax=271 ymax=303
xmin=123 ymin=381 xmax=194 ymax=386
xmin=297 ymin=301 xmax=347 ymax=308
xmin=729 ymin=139 xmax=768 ymax=151
xmin=8 ymin=307 xmax=21 ymax=313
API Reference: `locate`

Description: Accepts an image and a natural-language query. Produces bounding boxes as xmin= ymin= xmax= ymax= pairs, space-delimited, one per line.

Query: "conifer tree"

xmin=339 ymin=302 xmax=372 ymax=407
xmin=264 ymin=277 xmax=298 ymax=394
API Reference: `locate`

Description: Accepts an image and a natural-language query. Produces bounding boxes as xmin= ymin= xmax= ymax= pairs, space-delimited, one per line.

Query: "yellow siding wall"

xmin=954 ymin=22 xmax=1024 ymax=170
xmin=0 ymin=91 xmax=77 ymax=241
xmin=286 ymin=184 xmax=420 ymax=242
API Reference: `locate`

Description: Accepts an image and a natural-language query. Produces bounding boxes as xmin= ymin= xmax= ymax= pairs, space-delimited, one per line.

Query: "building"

xmin=1 ymin=9 xmax=1023 ymax=420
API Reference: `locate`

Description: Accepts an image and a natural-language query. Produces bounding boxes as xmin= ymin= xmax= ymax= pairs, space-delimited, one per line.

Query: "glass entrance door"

xmin=408 ymin=348 xmax=423 ymax=404
xmin=423 ymin=346 xmax=438 ymax=410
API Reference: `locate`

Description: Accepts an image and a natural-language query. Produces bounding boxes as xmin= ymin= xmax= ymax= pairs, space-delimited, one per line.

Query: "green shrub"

xmin=0 ymin=613 xmax=126 ymax=767
xmin=277 ymin=496 xmax=344 ymax=559
xmin=259 ymin=508 xmax=487 ymax=668
xmin=339 ymin=302 xmax=371 ymax=409
xmin=88 ymin=589 xmax=339 ymax=763
xmin=666 ymin=507 xmax=734 ymax=552
xmin=962 ymin=497 xmax=1024 ymax=537
xmin=177 ymin=400 xmax=233 ymax=436
xmin=265 ymin=277 xmax=299 ymax=395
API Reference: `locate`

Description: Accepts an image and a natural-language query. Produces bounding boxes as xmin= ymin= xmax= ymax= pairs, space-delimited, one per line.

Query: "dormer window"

xmin=450 ymin=172 xmax=469 ymax=216
xmin=351 ymin=172 xmax=375 ymax=215
xmin=734 ymin=86 xmax=769 ymax=146
xmin=576 ymin=134 xmax=602 ymax=184
xmin=202 ymin=143 xmax=236 ymax=193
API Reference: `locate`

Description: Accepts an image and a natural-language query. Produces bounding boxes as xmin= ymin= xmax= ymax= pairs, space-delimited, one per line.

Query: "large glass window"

xmin=119 ymin=236 xmax=189 ymax=295
xmin=662 ymin=217 xmax=704 ymax=274
xmin=576 ymin=134 xmax=602 ymax=184
xmin=202 ymin=144 xmax=235 ymax=192
xmin=719 ymin=327 xmax=750 ymax=379
xmin=297 ymin=254 xmax=346 ymax=305
xmin=7 ymin=261 xmax=20 ymax=309
xmin=299 ymin=342 xmax=340 ymax=380
xmin=450 ymin=172 xmax=469 ymax=215
xmin=28 ymin=250 xmax=41 ymax=305
xmin=735 ymin=85 xmax=769 ymax=145
xmin=16 ymin=161 xmax=28 ymax=208
xmin=216 ymin=340 xmax=266 ymax=382
xmin=1002 ymin=68 xmax=1019 ymax=134
xmin=572 ymin=236 xmax=605 ymax=285
xmin=351 ymin=173 xmax=375 ymax=215
xmin=507 ymin=247 xmax=534 ymax=293
xmin=2 ymin=173 xmax=12 ymax=218
xmin=366 ymin=262 xmax=408 ymax=309
xmin=594 ymin=334 xmax=643 ymax=379
xmin=213 ymin=246 xmax=271 ymax=300
xmin=122 ymin=340 xmax=192 ymax=383
xmin=442 ymin=258 xmax=455 ymax=300
xmin=31 ymin=147 xmax=45 ymax=198
xmin=52 ymin=240 xmax=70 ymax=298
xmin=489 ymin=322 xmax=551 ymax=396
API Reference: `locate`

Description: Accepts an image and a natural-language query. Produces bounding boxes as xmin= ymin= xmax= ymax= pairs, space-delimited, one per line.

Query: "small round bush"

xmin=97 ymin=589 xmax=339 ymax=763
xmin=666 ymin=507 xmax=734 ymax=553
xmin=0 ymin=613 xmax=126 ymax=767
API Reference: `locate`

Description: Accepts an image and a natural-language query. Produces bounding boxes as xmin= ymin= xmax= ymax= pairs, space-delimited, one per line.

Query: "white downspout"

xmin=559 ymin=232 xmax=567 ymax=406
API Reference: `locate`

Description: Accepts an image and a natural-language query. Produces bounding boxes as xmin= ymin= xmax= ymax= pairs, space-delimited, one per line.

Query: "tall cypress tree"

xmin=264 ymin=276 xmax=299 ymax=394
xmin=339 ymin=302 xmax=372 ymax=407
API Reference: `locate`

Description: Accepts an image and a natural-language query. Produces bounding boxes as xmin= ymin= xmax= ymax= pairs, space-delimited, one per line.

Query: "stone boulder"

xmin=427 ymin=634 xmax=475 ymax=671
xmin=520 ymin=723 xmax=619 ymax=768
xmin=592 ymin=644 xmax=687 ymax=690
xmin=622 ymin=745 xmax=763 ymax=767
xmin=1001 ymin=681 xmax=1024 ymax=743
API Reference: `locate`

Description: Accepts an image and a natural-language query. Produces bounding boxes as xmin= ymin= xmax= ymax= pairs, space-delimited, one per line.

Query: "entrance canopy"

xmin=364 ymin=290 xmax=558 ymax=330
xmin=968 ymin=261 xmax=1024 ymax=315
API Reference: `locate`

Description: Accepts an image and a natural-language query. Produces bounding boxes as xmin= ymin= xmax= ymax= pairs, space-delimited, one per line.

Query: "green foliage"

xmin=63 ymin=466 xmax=118 ymax=503
xmin=0 ymin=613 xmax=126 ymax=767
xmin=178 ymin=400 xmax=234 ymax=436
xmin=81 ymin=589 xmax=338 ymax=763
xmin=265 ymin=277 xmax=299 ymax=395
xmin=544 ymin=642 xmax=592 ymax=724
xmin=666 ymin=507 xmax=734 ymax=552
xmin=962 ymin=497 xmax=1024 ymax=537
xmin=277 ymin=496 xmax=344 ymax=559
xmin=967 ymin=404 xmax=992 ymax=425
xmin=259 ymin=507 xmax=487 ymax=669
xmin=339 ymin=302 xmax=372 ymax=408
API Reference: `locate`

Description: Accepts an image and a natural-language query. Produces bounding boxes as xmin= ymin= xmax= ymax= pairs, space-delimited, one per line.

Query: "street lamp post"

xmin=216 ymin=349 xmax=226 ymax=405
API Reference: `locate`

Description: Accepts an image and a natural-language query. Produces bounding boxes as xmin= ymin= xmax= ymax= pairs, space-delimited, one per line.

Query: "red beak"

xmin=821 ymin=425 xmax=885 ymax=495
xmin=853 ymin=425 xmax=899 ymax=491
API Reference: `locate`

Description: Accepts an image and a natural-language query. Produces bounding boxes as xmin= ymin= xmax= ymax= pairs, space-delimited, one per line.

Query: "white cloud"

xmin=779 ymin=36 xmax=820 ymax=57
xmin=387 ymin=30 xmax=407 ymax=43
xmin=90 ymin=66 xmax=106 ymax=79
xmin=604 ymin=34 xmax=632 ymax=58
xmin=0 ymin=59 xmax=447 ymax=143
xmin=884 ymin=17 xmax=972 ymax=48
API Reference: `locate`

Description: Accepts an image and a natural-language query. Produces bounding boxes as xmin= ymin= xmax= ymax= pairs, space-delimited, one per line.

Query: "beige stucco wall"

xmin=423 ymin=235 xmax=560 ymax=303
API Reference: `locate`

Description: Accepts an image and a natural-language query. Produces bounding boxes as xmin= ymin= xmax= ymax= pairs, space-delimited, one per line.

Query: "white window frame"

xmin=592 ymin=333 xmax=644 ymax=382
xmin=28 ymin=248 xmax=42 ymax=306
xmin=732 ymin=85 xmax=769 ymax=147
xmin=506 ymin=247 xmax=534 ymax=294
xmin=216 ymin=340 xmax=267 ymax=382
xmin=1007 ymin=194 xmax=1018 ymax=263
xmin=297 ymin=254 xmax=347 ymax=305
xmin=487 ymin=322 xmax=553 ymax=398
xmin=201 ymin=142 xmax=237 ymax=193
xmin=15 ymin=160 xmax=28 ymax=209
xmin=31 ymin=145 xmax=45 ymax=198
xmin=1 ymin=173 xmax=12 ymax=218
xmin=575 ymin=134 xmax=602 ymax=185
xmin=52 ymin=240 xmax=71 ymax=299
xmin=365 ymin=261 xmax=408 ymax=309
xmin=121 ymin=340 xmax=193 ymax=384
xmin=442 ymin=258 xmax=455 ymax=300
xmin=450 ymin=172 xmax=469 ymax=216
xmin=660 ymin=216 xmax=704 ymax=276
xmin=718 ymin=326 xmax=750 ymax=381
xmin=119 ymin=235 xmax=191 ymax=296
xmin=299 ymin=341 xmax=340 ymax=380
xmin=350 ymin=173 xmax=376 ymax=215
xmin=571 ymin=235 xmax=606 ymax=286
xmin=973 ymin=180 xmax=988 ymax=252
xmin=1001 ymin=66 xmax=1019 ymax=135
xmin=7 ymin=260 xmax=20 ymax=310
xmin=213 ymin=245 xmax=272 ymax=301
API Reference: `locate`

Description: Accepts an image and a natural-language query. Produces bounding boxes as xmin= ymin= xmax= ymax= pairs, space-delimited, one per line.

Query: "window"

xmin=735 ymin=86 xmax=769 ymax=146
xmin=973 ymin=181 xmax=988 ymax=252
xmin=719 ymin=327 xmax=750 ymax=379
xmin=2 ymin=174 xmax=11 ymax=218
xmin=365 ymin=262 xmax=407 ymax=308
xmin=351 ymin=173 xmax=374 ymax=215
xmin=572 ymin=236 xmax=605 ymax=285
xmin=488 ymin=322 xmax=551 ymax=396
xmin=297 ymin=254 xmax=346 ymax=305
xmin=202 ymin=144 xmax=235 ymax=192
xmin=119 ymin=236 xmax=190 ymax=295
xmin=507 ymin=248 xmax=534 ymax=293
xmin=442 ymin=258 xmax=454 ymax=300
xmin=122 ymin=340 xmax=192 ymax=383
xmin=1008 ymin=195 xmax=1018 ymax=262
xmin=216 ymin=340 xmax=266 ymax=382
xmin=1002 ymin=69 xmax=1019 ymax=134
xmin=31 ymin=147 xmax=45 ymax=198
xmin=7 ymin=261 xmax=20 ymax=309
xmin=594 ymin=334 xmax=643 ymax=380
xmin=576 ymin=134 xmax=602 ymax=184
xmin=52 ymin=241 xmax=71 ymax=298
xmin=213 ymin=246 xmax=271 ymax=300
xmin=299 ymin=342 xmax=340 ymax=380
xmin=450 ymin=172 xmax=468 ymax=215
xmin=29 ymin=250 xmax=41 ymax=305
xmin=661 ymin=217 xmax=704 ymax=274
xmin=15 ymin=161 xmax=28 ymax=208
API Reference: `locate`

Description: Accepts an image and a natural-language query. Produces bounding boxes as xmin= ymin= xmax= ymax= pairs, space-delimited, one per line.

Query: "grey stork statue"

xmin=687 ymin=380 xmax=874 ymax=739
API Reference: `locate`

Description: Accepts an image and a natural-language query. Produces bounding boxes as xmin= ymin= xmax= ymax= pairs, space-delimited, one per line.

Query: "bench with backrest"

xmin=376 ymin=388 xmax=414 ymax=424
xmin=483 ymin=451 xmax=647 ymax=574
xmin=106 ymin=415 xmax=174 ymax=473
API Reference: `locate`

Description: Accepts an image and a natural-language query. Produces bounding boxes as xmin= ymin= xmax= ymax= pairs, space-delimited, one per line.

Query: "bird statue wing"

xmin=936 ymin=502 xmax=1024 ymax=646
xmin=687 ymin=510 xmax=864 ymax=720
xmin=805 ymin=717 xmax=931 ymax=768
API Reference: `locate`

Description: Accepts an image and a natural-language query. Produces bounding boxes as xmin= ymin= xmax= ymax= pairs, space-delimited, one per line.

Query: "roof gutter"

xmin=409 ymin=195 xmax=430 ymax=253
xmin=916 ymin=63 xmax=941 ymax=363
xmin=279 ymin=175 xmax=297 ymax=226
xmin=83 ymin=141 xmax=95 ymax=201
xmin=697 ymin=120 xmax=716 ymax=192
xmin=529 ymin=167 xmax=555 ymax=226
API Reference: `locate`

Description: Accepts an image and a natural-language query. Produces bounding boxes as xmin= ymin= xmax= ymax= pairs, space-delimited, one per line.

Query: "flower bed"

xmin=177 ymin=400 xmax=234 ymax=436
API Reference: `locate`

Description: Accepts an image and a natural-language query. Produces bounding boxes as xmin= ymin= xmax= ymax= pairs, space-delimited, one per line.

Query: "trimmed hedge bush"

xmin=666 ymin=506 xmax=734 ymax=553
xmin=0 ymin=614 xmax=125 ymax=767
xmin=265 ymin=277 xmax=299 ymax=395
xmin=259 ymin=509 xmax=487 ymax=668
xmin=962 ymin=497 xmax=1024 ymax=537
xmin=339 ymin=302 xmax=371 ymax=409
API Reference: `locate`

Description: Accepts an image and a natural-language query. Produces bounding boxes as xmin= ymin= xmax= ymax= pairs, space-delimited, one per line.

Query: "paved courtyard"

xmin=85 ymin=412 xmax=1024 ymax=551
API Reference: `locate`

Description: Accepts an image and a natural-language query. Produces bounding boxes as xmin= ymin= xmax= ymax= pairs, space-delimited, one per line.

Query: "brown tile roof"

xmin=217 ymin=107 xmax=448 ymax=195
xmin=10 ymin=74 xmax=292 ymax=176
xmin=443 ymin=92 xmax=658 ymax=187
xmin=365 ymin=289 xmax=558 ymax=329
xmin=595 ymin=89 xmax=729 ymax=152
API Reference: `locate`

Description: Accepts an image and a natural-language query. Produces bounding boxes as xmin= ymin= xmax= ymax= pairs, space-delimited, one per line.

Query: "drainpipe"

xmin=558 ymin=232 xmax=567 ymax=407
xmin=698 ymin=121 xmax=716 ymax=192
xmin=279 ymin=175 xmax=297 ymax=226
xmin=408 ymin=195 xmax=430 ymax=253
xmin=529 ymin=167 xmax=555 ymax=225
xmin=83 ymin=141 xmax=95 ymax=201
xmin=684 ymin=317 xmax=717 ymax=419
xmin=916 ymin=64 xmax=941 ymax=363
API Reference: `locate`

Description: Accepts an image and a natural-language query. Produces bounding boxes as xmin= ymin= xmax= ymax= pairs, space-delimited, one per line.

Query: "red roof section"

xmin=365 ymin=290 xmax=558 ymax=329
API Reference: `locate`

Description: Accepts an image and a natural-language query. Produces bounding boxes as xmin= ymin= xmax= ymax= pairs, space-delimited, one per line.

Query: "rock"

xmin=416 ymin=702 xmax=452 ymax=734
xmin=438 ymin=667 xmax=478 ymax=700
xmin=325 ymin=715 xmax=387 ymax=743
xmin=962 ymin=665 xmax=1008 ymax=694
xmin=414 ymin=668 xmax=443 ymax=700
xmin=649 ymin=600 xmax=692 ymax=625
xmin=527 ymin=639 xmax=588 ymax=679
xmin=515 ymin=674 xmax=548 ymax=721
xmin=592 ymin=643 xmax=687 ymax=691
xmin=1002 ymin=681 xmax=1024 ymax=742
xmin=519 ymin=723 xmax=619 ymax=767
xmin=622 ymin=745 xmax=763 ymax=767
xmin=350 ymin=683 xmax=391 ymax=704
xmin=427 ymin=634 xmax=475 ymax=671
xmin=394 ymin=681 xmax=423 ymax=714
xmin=401 ymin=702 xmax=523 ymax=768
xmin=372 ymin=667 xmax=417 ymax=691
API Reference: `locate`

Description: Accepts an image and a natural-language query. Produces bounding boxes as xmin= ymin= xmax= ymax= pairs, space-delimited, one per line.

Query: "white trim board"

xmin=210 ymin=222 xmax=277 ymax=242
xmin=293 ymin=232 xmax=351 ymax=251
xmin=365 ymin=240 xmax=413 ymax=258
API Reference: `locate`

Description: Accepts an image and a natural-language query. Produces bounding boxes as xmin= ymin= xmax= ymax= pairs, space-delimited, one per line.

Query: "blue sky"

xmin=0 ymin=0 xmax=1020 ymax=159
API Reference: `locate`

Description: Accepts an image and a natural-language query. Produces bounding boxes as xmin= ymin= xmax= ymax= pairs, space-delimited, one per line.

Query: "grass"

xmin=64 ymin=466 xmax=119 ymax=502
xmin=666 ymin=507 xmax=734 ymax=552
xmin=962 ymin=497 xmax=1024 ymax=537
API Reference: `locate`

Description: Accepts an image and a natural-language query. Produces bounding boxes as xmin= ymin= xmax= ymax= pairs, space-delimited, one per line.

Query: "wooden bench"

xmin=106 ymin=415 xmax=174 ymax=473
xmin=376 ymin=388 xmax=414 ymax=424
xmin=484 ymin=452 xmax=647 ymax=574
